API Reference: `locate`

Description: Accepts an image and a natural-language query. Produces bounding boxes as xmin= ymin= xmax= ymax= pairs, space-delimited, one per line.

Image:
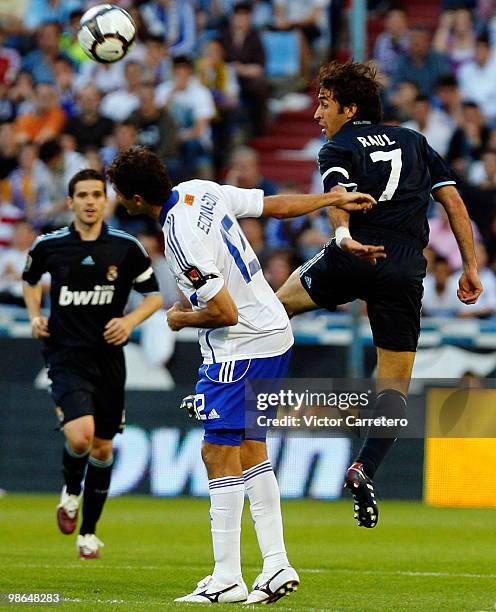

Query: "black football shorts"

xmin=43 ymin=345 xmax=126 ymax=439
xmin=299 ymin=235 xmax=427 ymax=352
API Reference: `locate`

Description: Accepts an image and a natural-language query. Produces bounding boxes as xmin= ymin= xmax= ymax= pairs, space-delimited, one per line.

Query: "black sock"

xmin=62 ymin=443 xmax=90 ymax=496
xmin=80 ymin=455 xmax=113 ymax=535
xmin=356 ymin=388 xmax=407 ymax=479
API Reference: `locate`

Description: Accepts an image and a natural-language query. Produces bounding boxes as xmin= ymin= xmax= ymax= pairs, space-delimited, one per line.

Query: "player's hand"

xmin=180 ymin=394 xmax=198 ymax=419
xmin=340 ymin=237 xmax=386 ymax=265
xmin=167 ymin=301 xmax=186 ymax=331
xmin=31 ymin=316 xmax=50 ymax=339
xmin=457 ymin=268 xmax=483 ymax=304
xmin=334 ymin=192 xmax=377 ymax=212
xmin=103 ymin=317 xmax=133 ymax=345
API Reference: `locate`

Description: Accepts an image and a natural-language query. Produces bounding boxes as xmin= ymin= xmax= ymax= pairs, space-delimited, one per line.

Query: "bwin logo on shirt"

xmin=59 ymin=285 xmax=115 ymax=306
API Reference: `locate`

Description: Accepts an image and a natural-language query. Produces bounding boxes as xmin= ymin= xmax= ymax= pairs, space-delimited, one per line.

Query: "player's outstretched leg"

xmin=345 ymin=387 xmax=408 ymax=528
xmin=241 ymin=441 xmax=299 ymax=604
xmin=78 ymin=438 xmax=113 ymax=559
xmin=175 ymin=441 xmax=248 ymax=604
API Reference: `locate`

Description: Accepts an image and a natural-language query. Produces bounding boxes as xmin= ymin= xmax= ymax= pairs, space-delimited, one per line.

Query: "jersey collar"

xmin=69 ymin=222 xmax=109 ymax=240
xmin=159 ymin=189 xmax=180 ymax=226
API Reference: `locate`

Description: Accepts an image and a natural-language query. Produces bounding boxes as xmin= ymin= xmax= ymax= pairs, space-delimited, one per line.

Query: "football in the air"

xmin=78 ymin=4 xmax=136 ymax=64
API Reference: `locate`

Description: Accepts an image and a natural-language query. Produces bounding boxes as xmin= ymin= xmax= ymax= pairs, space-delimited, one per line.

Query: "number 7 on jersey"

xmin=370 ymin=148 xmax=402 ymax=201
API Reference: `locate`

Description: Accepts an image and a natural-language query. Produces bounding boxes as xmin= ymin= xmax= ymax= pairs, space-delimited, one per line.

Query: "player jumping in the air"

xmin=277 ymin=61 xmax=482 ymax=528
xmin=107 ymin=146 xmax=375 ymax=604
xmin=22 ymin=170 xmax=163 ymax=558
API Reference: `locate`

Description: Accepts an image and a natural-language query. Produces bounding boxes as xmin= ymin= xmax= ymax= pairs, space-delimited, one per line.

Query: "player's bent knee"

xmin=66 ymin=434 xmax=93 ymax=455
xmin=240 ymin=439 xmax=268 ymax=471
xmin=91 ymin=438 xmax=113 ymax=462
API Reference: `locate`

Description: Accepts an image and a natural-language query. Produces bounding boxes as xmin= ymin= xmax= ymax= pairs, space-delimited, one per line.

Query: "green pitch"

xmin=0 ymin=495 xmax=495 ymax=611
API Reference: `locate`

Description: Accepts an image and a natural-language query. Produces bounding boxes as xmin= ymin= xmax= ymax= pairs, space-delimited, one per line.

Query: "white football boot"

xmin=77 ymin=534 xmax=104 ymax=560
xmin=56 ymin=486 xmax=81 ymax=534
xmin=174 ymin=575 xmax=248 ymax=604
xmin=245 ymin=567 xmax=300 ymax=604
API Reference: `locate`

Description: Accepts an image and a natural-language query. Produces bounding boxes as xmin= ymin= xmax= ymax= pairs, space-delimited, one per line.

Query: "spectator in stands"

xmin=429 ymin=202 xmax=482 ymax=270
xmin=0 ymin=30 xmax=21 ymax=89
xmin=22 ymin=22 xmax=68 ymax=85
xmin=8 ymin=71 xmax=35 ymax=117
xmin=402 ymin=95 xmax=454 ymax=157
xmin=38 ymin=138 xmax=87 ymax=229
xmin=140 ymin=0 xmax=197 ymax=58
xmin=458 ymin=31 xmax=496 ymax=121
xmin=391 ymin=26 xmax=451 ymax=96
xmin=53 ymin=56 xmax=78 ymax=119
xmin=0 ymin=221 xmax=43 ymax=306
xmin=224 ymin=145 xmax=278 ymax=194
xmin=0 ymin=122 xmax=18 ymax=179
xmin=60 ymin=10 xmax=89 ymax=67
xmin=457 ymin=242 xmax=496 ymax=317
xmin=447 ymin=101 xmax=490 ymax=176
xmin=434 ymin=74 xmax=463 ymax=125
xmin=100 ymin=61 xmax=143 ymax=123
xmin=221 ymin=1 xmax=268 ymax=135
xmin=23 ymin=0 xmax=82 ymax=31
xmin=142 ymin=35 xmax=173 ymax=86
xmin=197 ymin=38 xmax=240 ymax=174
xmin=422 ymin=255 xmax=460 ymax=317
xmin=373 ymin=7 xmax=410 ymax=77
xmin=75 ymin=54 xmax=128 ymax=94
xmin=14 ymin=83 xmax=66 ymax=145
xmin=101 ymin=120 xmax=139 ymax=169
xmin=156 ymin=55 xmax=215 ymax=180
xmin=272 ymin=0 xmax=329 ymax=80
xmin=128 ymin=82 xmax=178 ymax=163
xmin=263 ymin=250 xmax=293 ymax=291
xmin=0 ymin=81 xmax=16 ymax=124
xmin=388 ymin=79 xmax=419 ymax=122
xmin=64 ymin=85 xmax=114 ymax=153
xmin=433 ymin=8 xmax=476 ymax=74
xmin=6 ymin=143 xmax=50 ymax=228
xmin=468 ymin=148 xmax=496 ymax=186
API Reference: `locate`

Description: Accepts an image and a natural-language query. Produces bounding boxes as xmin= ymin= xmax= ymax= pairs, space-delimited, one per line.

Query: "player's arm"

xmin=434 ymin=184 xmax=482 ymax=304
xmin=327 ymin=186 xmax=386 ymax=264
xmin=23 ymin=282 xmax=50 ymax=339
xmin=167 ymin=286 xmax=238 ymax=331
xmin=22 ymin=242 xmax=50 ymax=339
xmin=262 ymin=190 xmax=376 ymax=219
xmin=103 ymin=293 xmax=163 ymax=346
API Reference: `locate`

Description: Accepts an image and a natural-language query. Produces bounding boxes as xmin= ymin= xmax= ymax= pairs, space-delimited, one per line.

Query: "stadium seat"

xmin=262 ymin=31 xmax=300 ymax=79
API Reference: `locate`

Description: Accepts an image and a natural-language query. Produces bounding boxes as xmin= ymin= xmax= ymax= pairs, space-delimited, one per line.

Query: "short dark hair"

xmin=39 ymin=138 xmax=62 ymax=163
xmin=107 ymin=146 xmax=172 ymax=206
xmin=68 ymin=169 xmax=106 ymax=198
xmin=436 ymin=74 xmax=458 ymax=89
xmin=318 ymin=61 xmax=383 ymax=124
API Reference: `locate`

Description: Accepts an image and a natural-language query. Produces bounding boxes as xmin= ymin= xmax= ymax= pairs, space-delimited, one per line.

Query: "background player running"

xmin=107 ymin=146 xmax=375 ymax=604
xmin=22 ymin=169 xmax=162 ymax=558
xmin=277 ymin=61 xmax=482 ymax=529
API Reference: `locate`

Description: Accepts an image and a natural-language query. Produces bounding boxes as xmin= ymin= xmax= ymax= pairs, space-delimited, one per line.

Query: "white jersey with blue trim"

xmin=161 ymin=179 xmax=293 ymax=364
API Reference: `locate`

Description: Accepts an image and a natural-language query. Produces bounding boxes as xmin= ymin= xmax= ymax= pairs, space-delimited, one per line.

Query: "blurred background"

xmin=0 ymin=0 xmax=495 ymax=508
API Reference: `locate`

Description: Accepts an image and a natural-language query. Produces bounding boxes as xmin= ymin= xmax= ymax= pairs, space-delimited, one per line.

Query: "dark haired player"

xmin=277 ymin=61 xmax=482 ymax=528
xmin=107 ymin=146 xmax=375 ymax=603
xmin=22 ymin=169 xmax=162 ymax=558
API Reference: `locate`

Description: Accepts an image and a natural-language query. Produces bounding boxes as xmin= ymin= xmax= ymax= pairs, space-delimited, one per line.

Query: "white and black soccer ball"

xmin=78 ymin=4 xmax=136 ymax=64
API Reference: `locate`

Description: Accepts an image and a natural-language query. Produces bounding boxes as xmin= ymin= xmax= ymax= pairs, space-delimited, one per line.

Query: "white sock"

xmin=243 ymin=461 xmax=289 ymax=575
xmin=209 ymin=476 xmax=245 ymax=585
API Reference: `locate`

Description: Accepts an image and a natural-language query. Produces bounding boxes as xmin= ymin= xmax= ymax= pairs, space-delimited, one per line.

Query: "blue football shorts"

xmin=195 ymin=348 xmax=292 ymax=446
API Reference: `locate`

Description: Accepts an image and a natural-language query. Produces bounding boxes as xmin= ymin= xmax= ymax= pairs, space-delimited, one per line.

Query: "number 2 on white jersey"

xmin=370 ymin=148 xmax=402 ymax=201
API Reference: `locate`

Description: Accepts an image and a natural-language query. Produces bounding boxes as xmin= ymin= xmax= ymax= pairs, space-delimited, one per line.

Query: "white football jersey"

xmin=161 ymin=179 xmax=293 ymax=363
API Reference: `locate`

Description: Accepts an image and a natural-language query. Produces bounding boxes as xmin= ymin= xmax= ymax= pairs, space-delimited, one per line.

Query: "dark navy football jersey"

xmin=23 ymin=223 xmax=160 ymax=348
xmin=318 ymin=120 xmax=456 ymax=247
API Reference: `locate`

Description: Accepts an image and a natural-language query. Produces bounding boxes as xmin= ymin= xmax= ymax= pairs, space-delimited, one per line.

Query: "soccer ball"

xmin=78 ymin=4 xmax=136 ymax=64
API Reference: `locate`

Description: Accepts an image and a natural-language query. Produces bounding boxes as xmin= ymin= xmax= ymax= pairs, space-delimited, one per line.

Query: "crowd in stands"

xmin=1 ymin=0 xmax=496 ymax=327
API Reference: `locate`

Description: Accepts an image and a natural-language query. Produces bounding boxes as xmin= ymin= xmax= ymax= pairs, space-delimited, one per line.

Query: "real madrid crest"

xmin=107 ymin=265 xmax=118 ymax=281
